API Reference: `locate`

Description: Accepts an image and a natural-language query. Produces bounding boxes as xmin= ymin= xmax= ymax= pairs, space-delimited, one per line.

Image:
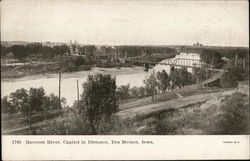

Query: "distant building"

xmin=69 ymin=40 xmax=81 ymax=56
xmin=193 ymin=42 xmax=203 ymax=47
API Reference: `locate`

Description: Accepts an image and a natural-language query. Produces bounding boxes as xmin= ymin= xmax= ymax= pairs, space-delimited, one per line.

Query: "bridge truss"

xmin=125 ymin=57 xmax=224 ymax=72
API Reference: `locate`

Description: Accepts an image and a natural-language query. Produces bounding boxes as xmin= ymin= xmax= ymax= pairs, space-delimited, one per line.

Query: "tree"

xmin=29 ymin=87 xmax=45 ymax=112
xmin=58 ymin=56 xmax=86 ymax=72
xmin=53 ymin=45 xmax=69 ymax=57
xmin=1 ymin=96 xmax=15 ymax=113
xmin=26 ymin=43 xmax=42 ymax=57
xmin=200 ymin=49 xmax=224 ymax=68
xmin=170 ymin=68 xmax=182 ymax=88
xmin=1 ymin=45 xmax=11 ymax=58
xmin=137 ymin=87 xmax=147 ymax=98
xmin=116 ymin=84 xmax=130 ymax=100
xmin=143 ymin=73 xmax=158 ymax=96
xmin=170 ymin=67 xmax=194 ymax=88
xmin=178 ymin=67 xmax=194 ymax=86
xmin=220 ymin=65 xmax=245 ymax=88
xmin=80 ymin=74 xmax=118 ymax=134
xmin=38 ymin=46 xmax=54 ymax=59
xmin=156 ymin=70 xmax=170 ymax=93
xmin=10 ymin=45 xmax=28 ymax=60
xmin=41 ymin=93 xmax=65 ymax=111
xmin=6 ymin=52 xmax=14 ymax=60
xmin=130 ymin=87 xmax=140 ymax=98
xmin=41 ymin=96 xmax=51 ymax=111
xmin=9 ymin=88 xmax=29 ymax=113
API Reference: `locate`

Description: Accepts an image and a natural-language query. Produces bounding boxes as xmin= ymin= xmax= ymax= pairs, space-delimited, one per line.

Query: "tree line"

xmin=115 ymin=46 xmax=177 ymax=57
xmin=1 ymin=44 xmax=177 ymax=61
xmin=1 ymin=43 xmax=70 ymax=60
xmin=1 ymin=87 xmax=65 ymax=114
xmin=2 ymin=43 xmax=248 ymax=73
xmin=116 ymin=68 xmax=195 ymax=100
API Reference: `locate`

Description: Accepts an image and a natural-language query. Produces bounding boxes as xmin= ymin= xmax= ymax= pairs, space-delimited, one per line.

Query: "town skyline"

xmin=1 ymin=40 xmax=248 ymax=48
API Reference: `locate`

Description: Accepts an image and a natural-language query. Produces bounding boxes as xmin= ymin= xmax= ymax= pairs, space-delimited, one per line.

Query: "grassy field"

xmin=2 ymin=110 xmax=64 ymax=132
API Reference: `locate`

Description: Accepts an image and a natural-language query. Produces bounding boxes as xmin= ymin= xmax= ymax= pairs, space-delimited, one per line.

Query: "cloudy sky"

xmin=1 ymin=0 xmax=249 ymax=46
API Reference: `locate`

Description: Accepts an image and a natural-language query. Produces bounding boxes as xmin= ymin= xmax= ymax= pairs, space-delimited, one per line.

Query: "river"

xmin=1 ymin=67 xmax=152 ymax=106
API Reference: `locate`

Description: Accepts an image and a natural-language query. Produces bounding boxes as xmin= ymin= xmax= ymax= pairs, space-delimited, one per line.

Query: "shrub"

xmin=1 ymin=96 xmax=15 ymax=113
xmin=206 ymin=92 xmax=249 ymax=134
xmin=38 ymin=111 xmax=92 ymax=135
xmin=100 ymin=115 xmax=138 ymax=135
xmin=116 ymin=84 xmax=130 ymax=100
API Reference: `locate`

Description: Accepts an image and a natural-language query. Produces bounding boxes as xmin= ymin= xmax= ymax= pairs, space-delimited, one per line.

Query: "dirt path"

xmin=117 ymin=91 xmax=223 ymax=118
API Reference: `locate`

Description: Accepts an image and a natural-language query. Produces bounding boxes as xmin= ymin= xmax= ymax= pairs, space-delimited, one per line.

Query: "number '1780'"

xmin=12 ymin=140 xmax=21 ymax=144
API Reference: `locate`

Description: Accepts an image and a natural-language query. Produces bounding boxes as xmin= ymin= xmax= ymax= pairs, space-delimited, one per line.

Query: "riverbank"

xmin=1 ymin=62 xmax=62 ymax=79
xmin=1 ymin=66 xmax=146 ymax=82
xmin=1 ymin=60 xmax=134 ymax=80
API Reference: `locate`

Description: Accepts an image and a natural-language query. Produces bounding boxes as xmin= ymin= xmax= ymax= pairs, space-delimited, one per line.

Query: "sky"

xmin=1 ymin=0 xmax=249 ymax=47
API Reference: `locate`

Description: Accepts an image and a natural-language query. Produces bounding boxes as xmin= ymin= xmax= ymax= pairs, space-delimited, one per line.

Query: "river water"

xmin=1 ymin=67 xmax=153 ymax=106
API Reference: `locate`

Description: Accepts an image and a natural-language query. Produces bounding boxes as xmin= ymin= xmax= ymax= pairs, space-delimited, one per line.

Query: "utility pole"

xmin=212 ymin=54 xmax=215 ymax=68
xmin=235 ymin=52 xmax=238 ymax=66
xmin=200 ymin=62 xmax=203 ymax=89
xmin=29 ymin=101 xmax=31 ymax=130
xmin=77 ymin=80 xmax=79 ymax=104
xmin=243 ymin=58 xmax=245 ymax=69
xmin=197 ymin=70 xmax=201 ymax=89
xmin=152 ymin=69 xmax=156 ymax=101
xmin=59 ymin=71 xmax=61 ymax=109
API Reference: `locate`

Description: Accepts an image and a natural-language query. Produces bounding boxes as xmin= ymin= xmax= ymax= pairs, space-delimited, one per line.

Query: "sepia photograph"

xmin=1 ymin=0 xmax=249 ymax=138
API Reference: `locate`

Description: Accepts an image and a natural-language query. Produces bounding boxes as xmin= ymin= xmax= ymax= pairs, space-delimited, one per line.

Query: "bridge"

xmin=123 ymin=56 xmax=225 ymax=72
xmin=122 ymin=54 xmax=225 ymax=88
